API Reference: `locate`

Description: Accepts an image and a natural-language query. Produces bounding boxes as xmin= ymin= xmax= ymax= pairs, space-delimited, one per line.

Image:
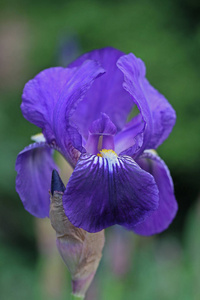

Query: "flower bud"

xmin=50 ymin=170 xmax=105 ymax=297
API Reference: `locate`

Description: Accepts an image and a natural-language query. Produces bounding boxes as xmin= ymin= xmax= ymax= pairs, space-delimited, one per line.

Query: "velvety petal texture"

xmin=21 ymin=67 xmax=76 ymax=143
xmin=133 ymin=150 xmax=178 ymax=235
xmin=114 ymin=114 xmax=144 ymax=156
xmin=141 ymin=78 xmax=176 ymax=149
xmin=117 ymin=54 xmax=152 ymax=155
xmin=21 ymin=61 xmax=105 ymax=167
xmin=89 ymin=113 xmax=117 ymax=136
xmin=53 ymin=60 xmax=105 ymax=166
xmin=85 ymin=113 xmax=117 ymax=155
xmin=69 ymin=47 xmax=133 ymax=138
xmin=117 ymin=53 xmax=176 ymax=156
xmin=16 ymin=47 xmax=177 ymax=235
xmin=62 ymin=153 xmax=159 ymax=233
xmin=15 ymin=142 xmax=58 ymax=218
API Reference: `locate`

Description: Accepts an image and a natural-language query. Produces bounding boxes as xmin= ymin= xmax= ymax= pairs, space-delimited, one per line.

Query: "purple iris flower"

xmin=15 ymin=47 xmax=178 ymax=235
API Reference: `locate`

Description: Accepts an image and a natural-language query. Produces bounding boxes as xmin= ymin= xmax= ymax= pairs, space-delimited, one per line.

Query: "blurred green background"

xmin=0 ymin=0 xmax=200 ymax=299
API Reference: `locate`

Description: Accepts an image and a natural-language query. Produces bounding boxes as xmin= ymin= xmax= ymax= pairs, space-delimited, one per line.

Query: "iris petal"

xmin=53 ymin=60 xmax=105 ymax=167
xmin=115 ymin=114 xmax=144 ymax=156
xmin=21 ymin=67 xmax=76 ymax=143
xmin=133 ymin=150 xmax=178 ymax=235
xmin=117 ymin=54 xmax=176 ymax=155
xmin=141 ymin=78 xmax=176 ymax=149
xmin=62 ymin=153 xmax=159 ymax=233
xmin=117 ymin=54 xmax=152 ymax=155
xmin=86 ymin=113 xmax=117 ymax=155
xmin=68 ymin=47 xmax=133 ymax=138
xmin=21 ymin=60 xmax=105 ymax=168
xmin=89 ymin=113 xmax=117 ymax=135
xmin=15 ymin=142 xmax=58 ymax=218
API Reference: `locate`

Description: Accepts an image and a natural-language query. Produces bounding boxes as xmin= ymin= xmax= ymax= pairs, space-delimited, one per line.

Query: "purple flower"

xmin=15 ymin=47 xmax=178 ymax=235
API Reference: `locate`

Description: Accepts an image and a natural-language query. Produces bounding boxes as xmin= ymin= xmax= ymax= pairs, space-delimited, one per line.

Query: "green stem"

xmin=70 ymin=294 xmax=84 ymax=300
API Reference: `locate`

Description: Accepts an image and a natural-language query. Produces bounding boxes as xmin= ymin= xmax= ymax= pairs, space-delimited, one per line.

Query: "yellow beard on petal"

xmin=97 ymin=149 xmax=118 ymax=159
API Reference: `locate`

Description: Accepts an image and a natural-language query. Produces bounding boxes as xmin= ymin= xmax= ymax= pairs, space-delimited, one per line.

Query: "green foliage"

xmin=0 ymin=242 xmax=36 ymax=300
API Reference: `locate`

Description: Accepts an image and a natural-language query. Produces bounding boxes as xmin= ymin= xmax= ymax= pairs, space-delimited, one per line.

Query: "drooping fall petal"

xmin=133 ymin=150 xmax=178 ymax=235
xmin=63 ymin=153 xmax=159 ymax=232
xmin=16 ymin=142 xmax=58 ymax=217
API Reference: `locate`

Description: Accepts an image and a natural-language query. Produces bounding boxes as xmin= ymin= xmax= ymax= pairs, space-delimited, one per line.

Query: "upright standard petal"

xmin=141 ymin=78 xmax=176 ymax=149
xmin=133 ymin=150 xmax=178 ymax=235
xmin=21 ymin=67 xmax=77 ymax=143
xmin=53 ymin=60 xmax=105 ymax=167
xmin=62 ymin=153 xmax=159 ymax=233
xmin=15 ymin=142 xmax=58 ymax=218
xmin=117 ymin=54 xmax=152 ymax=156
xmin=117 ymin=53 xmax=176 ymax=155
xmin=68 ymin=47 xmax=133 ymax=138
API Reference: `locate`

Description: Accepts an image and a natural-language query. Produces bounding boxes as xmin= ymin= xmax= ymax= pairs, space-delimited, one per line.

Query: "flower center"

xmin=97 ymin=149 xmax=118 ymax=160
